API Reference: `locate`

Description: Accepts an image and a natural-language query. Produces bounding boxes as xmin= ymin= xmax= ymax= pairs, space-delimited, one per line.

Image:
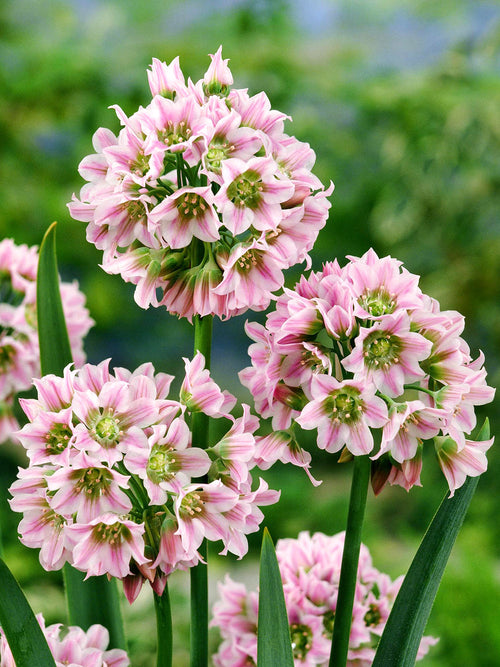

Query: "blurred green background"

xmin=1 ymin=0 xmax=499 ymax=664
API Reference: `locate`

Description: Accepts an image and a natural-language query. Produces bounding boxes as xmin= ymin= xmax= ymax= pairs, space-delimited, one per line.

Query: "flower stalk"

xmin=190 ymin=314 xmax=213 ymax=667
xmin=329 ymin=454 xmax=371 ymax=666
xmin=154 ymin=585 xmax=173 ymax=667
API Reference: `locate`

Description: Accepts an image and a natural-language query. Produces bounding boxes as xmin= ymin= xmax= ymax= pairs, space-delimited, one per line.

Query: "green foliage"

xmin=373 ymin=457 xmax=480 ymax=664
xmin=257 ymin=529 xmax=294 ymax=667
xmin=37 ymin=223 xmax=126 ymax=649
xmin=0 ymin=558 xmax=56 ymax=667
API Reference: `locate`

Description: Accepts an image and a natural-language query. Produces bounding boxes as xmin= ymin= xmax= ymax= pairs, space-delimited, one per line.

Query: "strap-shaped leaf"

xmin=0 ymin=558 xmax=56 ymax=667
xmin=37 ymin=222 xmax=72 ymax=376
xmin=373 ymin=419 xmax=490 ymax=666
xmin=257 ymin=528 xmax=294 ymax=667
xmin=37 ymin=223 xmax=126 ymax=649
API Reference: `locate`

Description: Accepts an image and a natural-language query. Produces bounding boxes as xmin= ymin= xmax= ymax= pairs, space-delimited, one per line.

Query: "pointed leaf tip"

xmin=257 ymin=530 xmax=294 ymax=667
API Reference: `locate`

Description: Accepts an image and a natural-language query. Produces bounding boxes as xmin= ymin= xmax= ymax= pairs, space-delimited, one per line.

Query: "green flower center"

xmin=206 ymin=143 xmax=229 ymax=171
xmin=177 ymin=192 xmax=207 ymax=219
xmin=236 ymin=248 xmax=262 ymax=274
xmin=364 ymin=603 xmax=382 ymax=627
xmin=180 ymin=490 xmax=204 ymax=517
xmin=126 ymin=200 xmax=146 ymax=222
xmin=325 ymin=387 xmax=363 ymax=424
xmin=363 ymin=331 xmax=402 ymax=369
xmin=290 ymin=623 xmax=313 ymax=660
xmin=129 ymin=151 xmax=150 ymax=176
xmin=0 ymin=344 xmax=15 ymax=371
xmin=42 ymin=508 xmax=66 ymax=530
xmin=45 ymin=422 xmax=72 ymax=455
xmin=72 ymin=467 xmax=113 ymax=499
xmin=158 ymin=120 xmax=192 ymax=147
xmin=227 ymin=169 xmax=262 ymax=208
xmin=95 ymin=417 xmax=120 ymax=446
xmin=93 ymin=520 xmax=131 ymax=545
xmin=147 ymin=445 xmax=178 ymax=484
xmin=359 ymin=288 xmax=396 ymax=317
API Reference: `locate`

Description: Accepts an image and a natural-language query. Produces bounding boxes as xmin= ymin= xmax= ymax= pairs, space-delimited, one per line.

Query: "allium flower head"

xmin=211 ymin=531 xmax=438 ymax=666
xmin=239 ymin=250 xmax=495 ymax=494
xmin=68 ymin=48 xmax=333 ymax=320
xmin=11 ymin=355 xmax=279 ymax=600
xmin=0 ymin=239 xmax=93 ymax=444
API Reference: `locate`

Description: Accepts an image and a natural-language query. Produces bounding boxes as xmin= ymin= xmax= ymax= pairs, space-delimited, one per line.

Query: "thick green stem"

xmin=329 ymin=455 xmax=371 ymax=667
xmin=154 ymin=584 xmax=173 ymax=667
xmin=190 ymin=314 xmax=213 ymax=667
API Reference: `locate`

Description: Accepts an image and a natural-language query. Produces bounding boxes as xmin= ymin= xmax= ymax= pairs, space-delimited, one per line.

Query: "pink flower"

xmin=346 ymin=248 xmax=424 ymax=319
xmin=297 ymin=375 xmax=388 ymax=455
xmin=214 ymin=157 xmax=294 ymax=235
xmin=67 ymin=513 xmax=150 ymax=579
xmin=203 ymin=46 xmax=233 ymax=96
xmin=342 ymin=311 xmax=433 ymax=397
xmin=435 ymin=435 xmax=494 ymax=496
xmin=46 ymin=451 xmax=132 ymax=522
xmin=180 ymin=351 xmax=236 ymax=417
xmin=376 ymin=401 xmax=443 ymax=463
xmin=125 ymin=420 xmax=211 ymax=503
xmin=149 ymin=186 xmax=220 ymax=248
xmin=71 ymin=377 xmax=158 ymax=465
xmin=174 ymin=481 xmax=239 ymax=554
xmin=240 ymin=251 xmax=495 ymax=492
xmin=148 ymin=55 xmax=187 ymax=98
xmin=214 ymin=239 xmax=285 ymax=315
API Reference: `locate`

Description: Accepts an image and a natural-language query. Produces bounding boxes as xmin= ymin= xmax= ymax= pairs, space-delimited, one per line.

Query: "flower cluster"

xmin=0 ymin=614 xmax=129 ymax=666
xmin=0 ymin=238 xmax=93 ymax=444
xmin=68 ymin=47 xmax=333 ymax=321
xmin=239 ymin=249 xmax=495 ymax=494
xmin=10 ymin=353 xmax=279 ymax=602
xmin=211 ymin=531 xmax=438 ymax=666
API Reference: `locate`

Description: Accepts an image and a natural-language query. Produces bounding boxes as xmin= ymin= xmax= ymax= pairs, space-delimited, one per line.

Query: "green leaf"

xmin=37 ymin=222 xmax=72 ymax=376
xmin=373 ymin=419 xmax=491 ymax=666
xmin=63 ymin=566 xmax=126 ymax=648
xmin=0 ymin=558 xmax=57 ymax=667
xmin=37 ymin=223 xmax=126 ymax=649
xmin=257 ymin=528 xmax=294 ymax=667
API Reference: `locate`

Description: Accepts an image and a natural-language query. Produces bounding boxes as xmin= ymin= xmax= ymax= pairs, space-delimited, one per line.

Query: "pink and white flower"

xmin=67 ymin=513 xmax=150 ymax=579
xmin=297 ymin=375 xmax=388 ymax=456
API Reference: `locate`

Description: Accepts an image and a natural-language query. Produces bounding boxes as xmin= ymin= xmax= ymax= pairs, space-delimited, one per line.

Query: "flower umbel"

xmin=11 ymin=355 xmax=279 ymax=601
xmin=239 ymin=249 xmax=495 ymax=494
xmin=68 ymin=48 xmax=333 ymax=320
xmin=211 ymin=531 xmax=438 ymax=666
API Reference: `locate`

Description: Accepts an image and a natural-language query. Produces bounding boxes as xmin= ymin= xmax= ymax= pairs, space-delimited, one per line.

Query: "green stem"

xmin=190 ymin=314 xmax=213 ymax=667
xmin=329 ymin=455 xmax=371 ymax=667
xmin=154 ymin=584 xmax=173 ymax=667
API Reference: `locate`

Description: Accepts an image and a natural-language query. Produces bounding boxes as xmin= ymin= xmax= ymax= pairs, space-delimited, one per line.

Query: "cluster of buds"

xmin=239 ymin=249 xmax=495 ymax=494
xmin=68 ymin=47 xmax=333 ymax=320
xmin=0 ymin=238 xmax=93 ymax=443
xmin=10 ymin=353 xmax=279 ymax=602
xmin=0 ymin=614 xmax=129 ymax=667
xmin=211 ymin=531 xmax=438 ymax=666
